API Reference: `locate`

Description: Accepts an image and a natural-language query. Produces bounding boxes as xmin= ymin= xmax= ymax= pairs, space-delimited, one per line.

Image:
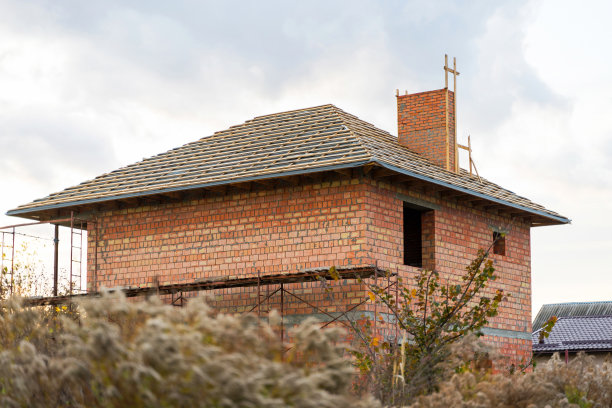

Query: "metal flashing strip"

xmin=283 ymin=311 xmax=533 ymax=342
xmin=8 ymin=158 xmax=570 ymax=226
xmin=378 ymin=162 xmax=571 ymax=224
xmin=6 ymin=160 xmax=373 ymax=217
xmin=282 ymin=310 xmax=378 ymax=326
xmin=480 ymin=327 xmax=532 ymax=341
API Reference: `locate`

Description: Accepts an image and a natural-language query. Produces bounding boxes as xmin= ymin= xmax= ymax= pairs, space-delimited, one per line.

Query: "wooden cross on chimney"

xmin=444 ymin=54 xmax=459 ymax=173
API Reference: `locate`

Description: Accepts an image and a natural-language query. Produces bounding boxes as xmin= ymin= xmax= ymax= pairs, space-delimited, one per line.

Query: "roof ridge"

xmin=557 ymin=314 xmax=612 ymax=321
xmin=243 ymin=104 xmax=337 ymax=123
xmin=542 ymin=301 xmax=612 ymax=306
xmin=328 ymin=106 xmax=377 ymax=161
xmin=332 ymin=109 xmax=488 ymax=180
xmin=326 ymin=106 xmax=462 ymax=176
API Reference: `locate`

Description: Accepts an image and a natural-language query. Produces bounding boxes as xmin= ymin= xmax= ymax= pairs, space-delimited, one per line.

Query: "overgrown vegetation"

xmin=1 ymin=294 xmax=612 ymax=407
xmin=1 ymin=242 xmax=64 ymax=299
xmin=0 ymin=294 xmax=378 ymax=408
xmin=407 ymin=352 xmax=612 ymax=408
xmin=348 ymin=248 xmax=506 ymax=405
xmin=2 ymin=240 xmax=611 ymax=407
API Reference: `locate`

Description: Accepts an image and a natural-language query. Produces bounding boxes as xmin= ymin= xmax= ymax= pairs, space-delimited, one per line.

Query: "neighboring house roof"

xmin=532 ymin=315 xmax=612 ymax=353
xmin=7 ymin=104 xmax=569 ymax=224
xmin=533 ymin=301 xmax=612 ymax=331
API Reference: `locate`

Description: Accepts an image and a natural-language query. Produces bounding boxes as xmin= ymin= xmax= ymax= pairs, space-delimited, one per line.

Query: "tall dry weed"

xmin=0 ymin=293 xmax=379 ymax=408
xmin=408 ymin=351 xmax=612 ymax=408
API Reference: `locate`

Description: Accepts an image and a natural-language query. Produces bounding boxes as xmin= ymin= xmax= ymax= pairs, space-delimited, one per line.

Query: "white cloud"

xmin=469 ymin=0 xmax=612 ymax=313
xmin=0 ymin=0 xmax=609 ymax=317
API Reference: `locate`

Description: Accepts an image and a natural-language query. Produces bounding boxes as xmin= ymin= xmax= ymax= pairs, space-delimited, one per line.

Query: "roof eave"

xmin=375 ymin=162 xmax=570 ymax=225
xmin=7 ymin=160 xmax=570 ymax=226
xmin=533 ymin=347 xmax=612 ymax=354
xmin=6 ymin=161 xmax=374 ymax=219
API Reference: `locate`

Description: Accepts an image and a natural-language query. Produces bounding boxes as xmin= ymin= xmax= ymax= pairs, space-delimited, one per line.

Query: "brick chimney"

xmin=397 ymin=89 xmax=456 ymax=172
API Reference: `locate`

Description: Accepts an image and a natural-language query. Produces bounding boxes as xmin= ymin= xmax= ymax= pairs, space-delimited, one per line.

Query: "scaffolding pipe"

xmin=395 ymin=270 xmax=399 ymax=342
xmin=280 ymin=283 xmax=284 ymax=343
xmin=94 ymin=219 xmax=98 ymax=292
xmin=79 ymin=219 xmax=83 ymax=292
xmin=69 ymin=211 xmax=74 ymax=294
xmin=373 ymin=268 xmax=378 ymax=339
xmin=0 ymin=217 xmax=79 ymax=231
xmin=10 ymin=228 xmax=15 ymax=295
xmin=247 ymin=288 xmax=281 ymax=313
xmin=257 ymin=270 xmax=261 ymax=318
xmin=21 ymin=266 xmax=384 ymax=306
xmin=1 ymin=232 xmax=4 ymax=279
xmin=53 ymin=225 xmax=59 ymax=296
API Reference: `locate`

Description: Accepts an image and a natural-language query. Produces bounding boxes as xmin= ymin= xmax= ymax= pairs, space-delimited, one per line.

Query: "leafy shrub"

xmin=349 ymin=248 xmax=505 ymax=405
xmin=0 ymin=293 xmax=379 ymax=408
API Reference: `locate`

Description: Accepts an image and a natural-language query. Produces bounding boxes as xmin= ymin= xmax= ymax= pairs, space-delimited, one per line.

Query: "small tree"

xmin=350 ymin=246 xmax=507 ymax=404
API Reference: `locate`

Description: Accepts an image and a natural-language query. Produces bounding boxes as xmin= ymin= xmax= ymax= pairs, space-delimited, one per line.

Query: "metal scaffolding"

xmin=19 ymin=265 xmax=399 ymax=341
xmin=2 ymin=214 xmax=400 ymax=341
xmin=0 ymin=213 xmax=94 ymax=298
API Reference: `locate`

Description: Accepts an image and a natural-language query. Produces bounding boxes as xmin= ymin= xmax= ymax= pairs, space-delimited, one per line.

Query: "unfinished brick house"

xmin=8 ymin=85 xmax=569 ymax=363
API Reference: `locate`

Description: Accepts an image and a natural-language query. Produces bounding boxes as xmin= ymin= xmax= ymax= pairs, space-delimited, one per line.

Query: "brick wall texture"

xmin=87 ymin=174 xmax=532 ymax=366
xmin=397 ymin=89 xmax=456 ymax=171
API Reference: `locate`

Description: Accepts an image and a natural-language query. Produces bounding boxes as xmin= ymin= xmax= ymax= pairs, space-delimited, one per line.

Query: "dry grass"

xmin=0 ymin=293 xmax=378 ymax=408
xmin=407 ymin=352 xmax=612 ymax=408
xmin=3 ymin=293 xmax=612 ymax=407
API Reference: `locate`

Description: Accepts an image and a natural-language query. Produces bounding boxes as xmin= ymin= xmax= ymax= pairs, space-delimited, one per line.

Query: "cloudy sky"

xmin=0 ymin=0 xmax=610 ymax=314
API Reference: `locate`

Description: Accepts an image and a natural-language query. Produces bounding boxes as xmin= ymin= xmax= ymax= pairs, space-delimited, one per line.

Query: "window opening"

xmin=493 ymin=231 xmax=506 ymax=256
xmin=403 ymin=204 xmax=423 ymax=267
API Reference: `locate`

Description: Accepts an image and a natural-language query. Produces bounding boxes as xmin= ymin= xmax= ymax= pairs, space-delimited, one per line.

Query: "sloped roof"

xmin=533 ymin=301 xmax=612 ymax=331
xmin=532 ymin=315 xmax=612 ymax=353
xmin=7 ymin=104 xmax=569 ymax=224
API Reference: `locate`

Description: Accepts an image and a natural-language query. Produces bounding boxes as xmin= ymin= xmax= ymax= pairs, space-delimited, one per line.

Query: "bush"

xmin=0 ymin=294 xmax=379 ymax=408
xmin=407 ymin=351 xmax=612 ymax=408
xmin=349 ymin=248 xmax=505 ymax=404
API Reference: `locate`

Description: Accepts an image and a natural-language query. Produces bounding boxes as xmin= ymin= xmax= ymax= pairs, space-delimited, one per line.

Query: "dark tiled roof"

xmin=532 ymin=315 xmax=612 ymax=353
xmin=7 ymin=104 xmax=569 ymax=224
xmin=533 ymin=301 xmax=612 ymax=331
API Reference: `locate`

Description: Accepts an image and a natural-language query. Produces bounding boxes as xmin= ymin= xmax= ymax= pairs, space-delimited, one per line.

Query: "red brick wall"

xmin=361 ymin=178 xmax=532 ymax=363
xmin=87 ymin=174 xmax=532 ymax=365
xmin=397 ymin=89 xmax=456 ymax=171
xmin=87 ymin=178 xmax=372 ymax=315
xmin=485 ymin=335 xmax=532 ymax=370
xmin=88 ymin=179 xmax=373 ymax=286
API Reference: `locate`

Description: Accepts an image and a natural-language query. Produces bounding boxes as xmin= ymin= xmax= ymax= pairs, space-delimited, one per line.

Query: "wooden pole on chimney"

xmin=454 ymin=57 xmax=459 ymax=173
xmin=443 ymin=55 xmax=460 ymax=173
xmin=468 ymin=135 xmax=473 ymax=175
xmin=444 ymin=54 xmax=450 ymax=171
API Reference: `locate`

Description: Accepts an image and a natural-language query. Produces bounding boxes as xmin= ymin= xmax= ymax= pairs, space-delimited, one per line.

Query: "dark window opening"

xmin=493 ymin=232 xmax=506 ymax=256
xmin=403 ymin=204 xmax=423 ymax=267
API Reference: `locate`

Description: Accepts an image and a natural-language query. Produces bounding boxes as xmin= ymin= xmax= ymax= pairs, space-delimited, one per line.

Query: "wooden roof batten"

xmin=6 ymin=104 xmax=569 ymax=226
